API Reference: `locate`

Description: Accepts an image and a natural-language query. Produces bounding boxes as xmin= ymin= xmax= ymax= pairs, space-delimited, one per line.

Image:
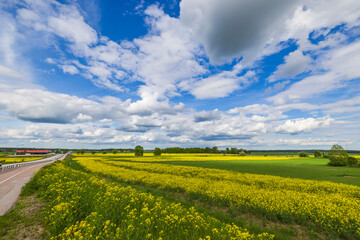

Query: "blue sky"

xmin=0 ymin=0 xmax=359 ymax=150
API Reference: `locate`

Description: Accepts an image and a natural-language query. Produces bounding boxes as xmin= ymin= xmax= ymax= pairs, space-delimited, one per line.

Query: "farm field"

xmin=0 ymin=156 xmax=47 ymax=164
xmin=167 ymin=157 xmax=360 ymax=186
xmin=2 ymin=153 xmax=359 ymax=239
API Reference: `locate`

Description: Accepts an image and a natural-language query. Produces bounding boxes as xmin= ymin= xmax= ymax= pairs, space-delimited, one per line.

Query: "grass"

xmin=166 ymin=157 xmax=360 ymax=186
xmin=0 ymin=184 xmax=48 ymax=239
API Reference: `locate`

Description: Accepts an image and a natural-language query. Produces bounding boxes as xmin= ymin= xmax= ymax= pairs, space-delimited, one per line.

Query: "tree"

xmin=91 ymin=150 xmax=96 ymax=155
xmin=80 ymin=149 xmax=85 ymax=155
xmin=212 ymin=146 xmax=218 ymax=154
xmin=314 ymin=150 xmax=321 ymax=157
xmin=225 ymin=148 xmax=230 ymax=154
xmin=204 ymin=147 xmax=212 ymax=153
xmin=153 ymin=148 xmax=161 ymax=156
xmin=230 ymin=148 xmax=239 ymax=154
xmin=328 ymin=144 xmax=348 ymax=166
xmin=112 ymin=149 xmax=117 ymax=154
xmin=135 ymin=145 xmax=144 ymax=156
xmin=102 ymin=151 xmax=107 ymax=154
xmin=299 ymin=151 xmax=308 ymax=157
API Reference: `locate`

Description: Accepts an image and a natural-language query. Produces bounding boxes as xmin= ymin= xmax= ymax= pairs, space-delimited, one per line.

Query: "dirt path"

xmin=0 ymin=161 xmax=54 ymax=216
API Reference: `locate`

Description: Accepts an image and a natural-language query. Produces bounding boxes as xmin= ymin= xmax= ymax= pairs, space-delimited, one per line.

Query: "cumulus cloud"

xmin=274 ymin=116 xmax=334 ymax=134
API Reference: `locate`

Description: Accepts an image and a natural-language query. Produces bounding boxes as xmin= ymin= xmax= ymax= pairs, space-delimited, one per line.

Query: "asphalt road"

xmin=0 ymin=155 xmax=64 ymax=216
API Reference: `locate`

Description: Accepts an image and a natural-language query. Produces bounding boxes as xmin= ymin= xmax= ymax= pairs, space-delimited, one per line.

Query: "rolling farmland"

xmin=2 ymin=153 xmax=358 ymax=239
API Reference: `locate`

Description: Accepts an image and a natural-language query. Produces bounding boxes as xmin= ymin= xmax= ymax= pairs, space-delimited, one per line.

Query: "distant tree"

xmin=230 ymin=148 xmax=239 ymax=154
xmin=135 ymin=145 xmax=144 ymax=156
xmin=55 ymin=149 xmax=60 ymax=154
xmin=204 ymin=147 xmax=212 ymax=153
xmin=299 ymin=151 xmax=308 ymax=157
xmin=112 ymin=149 xmax=117 ymax=154
xmin=226 ymin=148 xmax=230 ymax=154
xmin=91 ymin=150 xmax=96 ymax=155
xmin=80 ymin=149 xmax=85 ymax=155
xmin=314 ymin=150 xmax=321 ymax=157
xmin=153 ymin=148 xmax=162 ymax=156
xmin=76 ymin=150 xmax=81 ymax=155
xmin=212 ymin=146 xmax=218 ymax=154
xmin=328 ymin=144 xmax=349 ymax=166
xmin=102 ymin=151 xmax=107 ymax=154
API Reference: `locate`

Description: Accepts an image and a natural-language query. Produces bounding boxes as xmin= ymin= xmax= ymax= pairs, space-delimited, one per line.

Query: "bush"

xmin=347 ymin=157 xmax=358 ymax=166
xmin=238 ymin=151 xmax=246 ymax=156
xmin=153 ymin=148 xmax=161 ymax=156
xmin=91 ymin=151 xmax=96 ymax=155
xmin=299 ymin=151 xmax=308 ymax=157
xmin=328 ymin=144 xmax=349 ymax=166
xmin=102 ymin=151 xmax=107 ymax=154
xmin=314 ymin=150 xmax=321 ymax=157
xmin=112 ymin=149 xmax=117 ymax=154
xmin=135 ymin=145 xmax=144 ymax=156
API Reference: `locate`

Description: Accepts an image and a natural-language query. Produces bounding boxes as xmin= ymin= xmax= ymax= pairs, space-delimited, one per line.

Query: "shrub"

xmin=102 ymin=151 xmax=107 ymax=154
xmin=347 ymin=157 xmax=358 ymax=166
xmin=135 ymin=145 xmax=144 ymax=156
xmin=91 ymin=151 xmax=96 ymax=155
xmin=153 ymin=148 xmax=162 ymax=156
xmin=314 ymin=150 xmax=321 ymax=157
xmin=328 ymin=145 xmax=349 ymax=166
xmin=299 ymin=151 xmax=308 ymax=157
xmin=112 ymin=149 xmax=117 ymax=154
xmin=238 ymin=151 xmax=246 ymax=156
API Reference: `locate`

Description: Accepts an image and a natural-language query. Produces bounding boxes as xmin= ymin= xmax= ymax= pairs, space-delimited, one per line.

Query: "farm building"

xmin=17 ymin=150 xmax=52 ymax=155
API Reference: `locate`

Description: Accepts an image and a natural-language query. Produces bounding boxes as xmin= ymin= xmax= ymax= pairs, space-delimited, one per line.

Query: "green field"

xmin=166 ymin=157 xmax=360 ymax=186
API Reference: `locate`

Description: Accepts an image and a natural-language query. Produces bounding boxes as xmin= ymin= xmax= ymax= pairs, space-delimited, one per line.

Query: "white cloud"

xmin=0 ymin=64 xmax=24 ymax=79
xmin=74 ymin=113 xmax=93 ymax=122
xmin=188 ymin=70 xmax=257 ymax=99
xmin=48 ymin=11 xmax=98 ymax=45
xmin=268 ymin=50 xmax=311 ymax=82
xmin=0 ymin=11 xmax=17 ymax=66
xmin=274 ymin=116 xmax=334 ymax=134
xmin=268 ymin=40 xmax=360 ymax=104
xmin=60 ymin=64 xmax=79 ymax=75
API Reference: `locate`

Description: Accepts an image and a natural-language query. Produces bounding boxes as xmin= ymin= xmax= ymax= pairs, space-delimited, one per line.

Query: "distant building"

xmin=17 ymin=150 xmax=52 ymax=155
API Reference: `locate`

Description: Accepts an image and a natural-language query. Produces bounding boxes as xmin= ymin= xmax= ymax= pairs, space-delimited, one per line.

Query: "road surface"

xmin=0 ymin=154 xmax=65 ymax=216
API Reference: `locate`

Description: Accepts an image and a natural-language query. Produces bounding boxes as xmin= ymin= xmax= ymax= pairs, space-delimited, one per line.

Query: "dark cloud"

xmin=180 ymin=0 xmax=300 ymax=63
xmin=199 ymin=134 xmax=253 ymax=141
xmin=194 ymin=110 xmax=221 ymax=122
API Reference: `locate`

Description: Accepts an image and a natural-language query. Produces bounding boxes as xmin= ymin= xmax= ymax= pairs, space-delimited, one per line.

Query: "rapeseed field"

xmin=31 ymin=162 xmax=273 ymax=240
xmin=73 ymin=154 xmax=360 ymax=239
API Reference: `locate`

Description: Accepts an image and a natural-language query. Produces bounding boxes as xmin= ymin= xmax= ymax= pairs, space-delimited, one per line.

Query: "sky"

xmin=0 ymin=0 xmax=359 ymax=150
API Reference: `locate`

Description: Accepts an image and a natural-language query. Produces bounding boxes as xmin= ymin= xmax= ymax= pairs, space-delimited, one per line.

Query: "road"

xmin=0 ymin=154 xmax=65 ymax=216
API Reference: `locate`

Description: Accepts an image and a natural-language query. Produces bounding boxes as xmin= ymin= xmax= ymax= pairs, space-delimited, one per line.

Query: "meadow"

xmin=1 ymin=153 xmax=359 ymax=239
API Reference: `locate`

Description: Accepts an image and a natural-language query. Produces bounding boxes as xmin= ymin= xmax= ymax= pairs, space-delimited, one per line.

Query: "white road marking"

xmin=0 ymin=165 xmax=39 ymax=185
